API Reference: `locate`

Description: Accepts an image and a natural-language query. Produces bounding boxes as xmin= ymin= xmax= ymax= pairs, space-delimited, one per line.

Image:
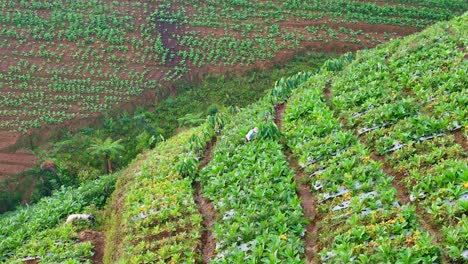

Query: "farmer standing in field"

xmin=245 ymin=127 xmax=259 ymax=142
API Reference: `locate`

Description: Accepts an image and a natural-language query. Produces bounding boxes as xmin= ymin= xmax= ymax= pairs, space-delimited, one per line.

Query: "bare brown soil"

xmin=0 ymin=131 xmax=36 ymax=180
xmin=370 ymin=152 xmax=410 ymax=205
xmin=288 ymin=155 xmax=319 ymax=263
xmin=194 ymin=182 xmax=217 ymax=264
xmin=324 ymin=87 xmax=332 ymax=101
xmin=274 ymin=103 xmax=318 ymax=262
xmin=274 ymin=103 xmax=286 ymax=130
xmin=452 ymin=129 xmax=467 ymax=151
xmin=23 ymin=258 xmax=39 ymax=264
xmin=79 ymin=230 xmax=105 ymax=264
xmin=0 ymin=164 xmax=30 ymax=180
xmin=194 ymin=136 xmax=217 ymax=263
xmin=0 ymin=153 xmax=36 ymax=165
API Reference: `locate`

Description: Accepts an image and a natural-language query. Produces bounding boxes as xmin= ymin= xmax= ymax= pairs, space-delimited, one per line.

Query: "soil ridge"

xmin=194 ymin=136 xmax=217 ymax=263
xmin=274 ymin=103 xmax=318 ymax=262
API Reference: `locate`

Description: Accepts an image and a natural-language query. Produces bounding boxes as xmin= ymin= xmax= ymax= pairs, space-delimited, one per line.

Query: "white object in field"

xmin=245 ymin=127 xmax=258 ymax=141
xmin=409 ymin=192 xmax=426 ymax=202
xmin=462 ymin=249 xmax=468 ymax=260
xmin=222 ymin=209 xmax=236 ymax=220
xmin=66 ymin=214 xmax=94 ymax=223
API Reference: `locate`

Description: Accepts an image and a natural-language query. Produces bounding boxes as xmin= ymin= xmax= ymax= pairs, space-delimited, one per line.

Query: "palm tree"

xmin=88 ymin=137 xmax=124 ymax=174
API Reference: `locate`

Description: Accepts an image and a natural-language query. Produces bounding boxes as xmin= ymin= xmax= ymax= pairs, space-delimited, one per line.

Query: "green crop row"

xmin=6 ymin=224 xmax=94 ymax=264
xmin=106 ymin=123 xmax=218 ymax=263
xmin=1 ymin=1 xmax=464 ymax=134
xmin=196 ymin=72 xmax=315 ymax=263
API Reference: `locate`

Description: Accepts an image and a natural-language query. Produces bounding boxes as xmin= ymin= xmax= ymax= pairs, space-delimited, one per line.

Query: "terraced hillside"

xmin=0 ymin=172 xmax=116 ymax=263
xmin=104 ymin=13 xmax=466 ymax=262
xmin=0 ymin=0 xmax=465 ymax=177
xmin=1 ymin=12 xmax=466 ymax=264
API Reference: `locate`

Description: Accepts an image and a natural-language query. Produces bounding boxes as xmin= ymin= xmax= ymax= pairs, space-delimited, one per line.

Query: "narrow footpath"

xmin=79 ymin=230 xmax=105 ymax=264
xmin=368 ymin=139 xmax=447 ymax=262
xmin=193 ymin=137 xmax=217 ymax=264
xmin=274 ymin=103 xmax=318 ymax=263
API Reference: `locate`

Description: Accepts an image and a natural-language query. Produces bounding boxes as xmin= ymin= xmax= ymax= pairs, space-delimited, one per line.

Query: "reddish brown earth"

xmin=194 ymin=136 xmax=217 ymax=263
xmin=23 ymin=258 xmax=39 ymax=264
xmin=79 ymin=230 xmax=105 ymax=264
xmin=452 ymin=129 xmax=467 ymax=151
xmin=370 ymin=152 xmax=410 ymax=205
xmin=275 ymin=103 xmax=318 ymax=262
xmin=323 ymin=87 xmax=332 ymax=101
xmin=194 ymin=182 xmax=217 ymax=264
xmin=0 ymin=131 xmax=36 ymax=180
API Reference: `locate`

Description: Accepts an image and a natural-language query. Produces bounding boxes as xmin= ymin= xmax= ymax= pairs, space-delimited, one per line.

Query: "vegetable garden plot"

xmin=106 ymin=125 xmax=217 ymax=263
xmin=6 ymin=224 xmax=94 ymax=264
xmin=282 ymin=79 xmax=441 ymax=262
xmin=0 ymin=1 xmax=177 ymax=134
xmin=0 ymin=5 xmax=467 ymax=264
xmin=324 ymin=14 xmax=467 ymax=262
xmin=198 ymin=74 xmax=315 ymax=262
xmin=0 ymin=173 xmax=116 ymax=262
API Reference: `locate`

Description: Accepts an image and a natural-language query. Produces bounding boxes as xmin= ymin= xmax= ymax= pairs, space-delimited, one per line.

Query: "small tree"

xmin=88 ymin=137 xmax=124 ymax=174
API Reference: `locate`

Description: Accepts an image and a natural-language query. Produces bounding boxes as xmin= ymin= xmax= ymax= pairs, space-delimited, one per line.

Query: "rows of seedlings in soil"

xmin=282 ymin=69 xmax=443 ymax=262
xmin=107 ymin=123 xmax=219 ymax=263
xmin=0 ymin=0 xmax=175 ymax=133
xmin=1 ymin=0 xmax=464 ymax=134
xmin=155 ymin=0 xmax=464 ymax=68
xmin=197 ymin=72 xmax=315 ymax=263
xmin=0 ymin=173 xmax=116 ymax=263
xmin=330 ymin=15 xmax=467 ymax=262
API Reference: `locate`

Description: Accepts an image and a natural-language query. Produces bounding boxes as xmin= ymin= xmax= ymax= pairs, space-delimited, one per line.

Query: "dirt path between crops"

xmin=194 ymin=136 xmax=217 ymax=264
xmin=274 ymin=103 xmax=318 ymax=263
xmin=369 ymin=147 xmax=447 ymax=261
xmin=370 ymin=151 xmax=446 ymax=250
xmin=323 ymin=85 xmax=448 ymax=261
xmin=79 ymin=230 xmax=105 ymax=264
xmin=355 ymin=127 xmax=450 ymax=252
xmin=370 ymin=153 xmax=410 ymax=205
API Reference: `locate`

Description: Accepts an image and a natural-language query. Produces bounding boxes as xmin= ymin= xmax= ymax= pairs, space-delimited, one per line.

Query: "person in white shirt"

xmin=245 ymin=127 xmax=259 ymax=142
xmin=66 ymin=214 xmax=95 ymax=224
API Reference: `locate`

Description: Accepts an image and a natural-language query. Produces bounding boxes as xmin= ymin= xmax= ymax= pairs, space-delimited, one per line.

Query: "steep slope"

xmin=2 ymin=13 xmax=466 ymax=264
xmin=197 ymin=72 xmax=314 ymax=263
xmin=105 ymin=123 xmax=221 ymax=263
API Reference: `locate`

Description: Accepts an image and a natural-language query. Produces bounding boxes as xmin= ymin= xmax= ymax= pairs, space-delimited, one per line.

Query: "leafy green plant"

xmin=87 ymin=137 xmax=124 ymax=174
